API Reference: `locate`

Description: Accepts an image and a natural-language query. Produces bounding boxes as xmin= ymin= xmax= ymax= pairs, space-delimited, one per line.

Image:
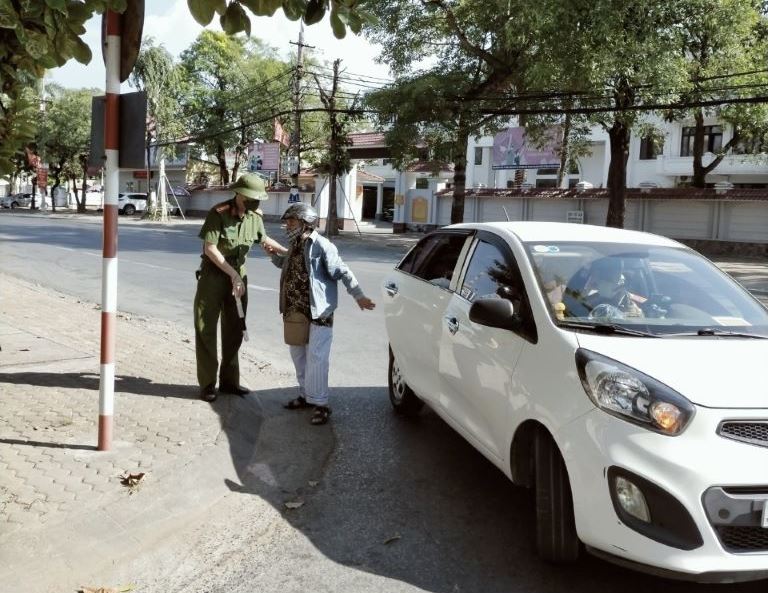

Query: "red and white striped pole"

xmin=99 ymin=10 xmax=121 ymax=451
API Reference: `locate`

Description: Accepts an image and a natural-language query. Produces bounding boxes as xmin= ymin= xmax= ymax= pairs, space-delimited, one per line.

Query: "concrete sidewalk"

xmin=0 ymin=273 xmax=305 ymax=592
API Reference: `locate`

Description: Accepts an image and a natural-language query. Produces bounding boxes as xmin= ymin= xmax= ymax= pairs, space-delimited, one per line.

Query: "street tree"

xmin=535 ymin=0 xmax=688 ymax=227
xmin=177 ymin=31 xmax=294 ymax=185
xmin=129 ymin=38 xmax=184 ymax=216
xmin=39 ymin=86 xmax=98 ymax=213
xmin=672 ymin=0 xmax=768 ymax=187
xmin=0 ymin=0 xmax=369 ymax=176
xmin=178 ymin=31 xmax=255 ymax=185
xmin=365 ymin=0 xmax=539 ymax=224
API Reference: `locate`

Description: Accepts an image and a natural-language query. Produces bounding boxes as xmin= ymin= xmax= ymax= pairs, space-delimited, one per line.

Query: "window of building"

xmin=415 ymin=177 xmax=429 ymax=189
xmin=474 ymin=147 xmax=483 ymax=166
xmin=537 ymin=168 xmax=559 ymax=176
xmin=382 ymin=158 xmax=393 ymax=166
xmin=733 ymin=132 xmax=768 ymax=155
xmin=536 ymin=178 xmax=558 ymax=188
xmin=680 ymin=125 xmax=722 ymax=157
xmin=639 ymin=137 xmax=662 ymax=160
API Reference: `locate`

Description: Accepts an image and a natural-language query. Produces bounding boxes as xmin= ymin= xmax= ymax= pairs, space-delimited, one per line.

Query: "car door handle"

xmin=384 ymin=282 xmax=399 ymax=297
xmin=445 ymin=316 xmax=459 ymax=335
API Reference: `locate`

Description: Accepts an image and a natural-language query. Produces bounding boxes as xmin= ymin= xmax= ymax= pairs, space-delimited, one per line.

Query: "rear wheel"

xmin=534 ymin=430 xmax=580 ymax=563
xmin=123 ymin=204 xmax=136 ymax=215
xmin=388 ymin=347 xmax=424 ymax=416
xmin=10 ymin=201 xmax=18 ymax=209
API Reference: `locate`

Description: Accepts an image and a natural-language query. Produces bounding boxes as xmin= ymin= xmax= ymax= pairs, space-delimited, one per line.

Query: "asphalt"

xmin=1 ymin=209 xmax=768 ymax=592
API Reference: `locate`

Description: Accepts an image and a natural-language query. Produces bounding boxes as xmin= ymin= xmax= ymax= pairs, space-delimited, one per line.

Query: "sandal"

xmin=310 ymin=406 xmax=332 ymax=425
xmin=284 ymin=396 xmax=312 ymax=410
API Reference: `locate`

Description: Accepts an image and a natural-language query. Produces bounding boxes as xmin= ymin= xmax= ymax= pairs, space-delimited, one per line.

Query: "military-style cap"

xmin=229 ymin=173 xmax=268 ymax=200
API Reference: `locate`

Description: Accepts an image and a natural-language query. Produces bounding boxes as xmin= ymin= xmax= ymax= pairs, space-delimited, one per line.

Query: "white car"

xmin=117 ymin=192 xmax=148 ymax=215
xmin=382 ymin=221 xmax=768 ymax=583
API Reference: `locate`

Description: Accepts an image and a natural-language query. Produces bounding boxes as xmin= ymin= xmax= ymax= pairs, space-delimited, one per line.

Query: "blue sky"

xmin=48 ymin=0 xmax=391 ymax=90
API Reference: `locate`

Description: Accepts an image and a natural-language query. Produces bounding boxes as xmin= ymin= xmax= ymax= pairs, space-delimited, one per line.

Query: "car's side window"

xmin=397 ymin=232 xmax=470 ymax=287
xmin=460 ymin=237 xmax=537 ymax=342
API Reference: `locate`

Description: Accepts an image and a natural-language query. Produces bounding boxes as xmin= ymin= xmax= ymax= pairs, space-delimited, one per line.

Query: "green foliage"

xmin=40 ymin=85 xmax=97 ymax=177
xmin=129 ymin=38 xmax=184 ymax=158
xmin=0 ymin=0 xmax=370 ymax=176
xmin=0 ymin=0 xmax=123 ymax=175
xmin=176 ymin=30 xmax=293 ymax=183
xmin=187 ymin=0 xmax=375 ymax=38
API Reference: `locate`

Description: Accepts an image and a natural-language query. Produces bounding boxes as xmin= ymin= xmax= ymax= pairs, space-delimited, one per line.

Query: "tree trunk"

xmin=606 ymin=120 xmax=630 ymax=228
xmin=80 ymin=165 xmax=88 ymax=213
xmin=31 ymin=177 xmax=37 ymax=210
xmin=217 ymin=142 xmax=229 ymax=185
xmin=691 ymin=110 xmax=707 ymax=187
xmin=51 ymin=160 xmax=64 ymax=213
xmin=450 ymin=124 xmax=470 ymax=224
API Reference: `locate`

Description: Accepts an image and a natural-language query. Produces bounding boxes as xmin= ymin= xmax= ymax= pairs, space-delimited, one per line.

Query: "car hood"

xmin=576 ymin=333 xmax=768 ymax=409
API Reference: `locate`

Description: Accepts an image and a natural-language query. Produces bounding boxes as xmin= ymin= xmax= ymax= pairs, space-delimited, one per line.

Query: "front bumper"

xmin=559 ymin=405 xmax=768 ymax=581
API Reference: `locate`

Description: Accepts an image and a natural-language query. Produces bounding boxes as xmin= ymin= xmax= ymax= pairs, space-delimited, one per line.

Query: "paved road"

xmin=2 ymin=211 xmax=767 ymax=592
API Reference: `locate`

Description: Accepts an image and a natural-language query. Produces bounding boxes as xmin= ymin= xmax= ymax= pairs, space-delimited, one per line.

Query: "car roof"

xmin=445 ymin=221 xmax=684 ymax=248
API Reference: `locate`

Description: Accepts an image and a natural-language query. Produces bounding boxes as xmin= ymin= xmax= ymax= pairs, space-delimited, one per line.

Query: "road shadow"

xmin=211 ymin=385 xmax=768 ymax=593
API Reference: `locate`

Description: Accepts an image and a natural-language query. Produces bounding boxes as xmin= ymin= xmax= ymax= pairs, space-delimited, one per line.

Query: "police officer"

xmin=194 ymin=173 xmax=287 ymax=402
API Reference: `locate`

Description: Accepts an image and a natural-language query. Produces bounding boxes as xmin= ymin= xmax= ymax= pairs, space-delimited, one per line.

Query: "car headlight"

xmin=575 ymin=348 xmax=695 ymax=435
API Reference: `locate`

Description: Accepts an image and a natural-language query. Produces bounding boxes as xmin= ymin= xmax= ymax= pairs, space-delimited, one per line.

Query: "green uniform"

xmin=194 ymin=200 xmax=266 ymax=390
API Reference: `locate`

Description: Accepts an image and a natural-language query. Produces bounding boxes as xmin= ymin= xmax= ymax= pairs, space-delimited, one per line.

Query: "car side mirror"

xmin=469 ymin=297 xmax=521 ymax=331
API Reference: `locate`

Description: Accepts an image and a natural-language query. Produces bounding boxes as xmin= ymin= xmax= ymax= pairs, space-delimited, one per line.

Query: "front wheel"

xmin=123 ymin=204 xmax=136 ymax=215
xmin=534 ymin=430 xmax=580 ymax=563
xmin=10 ymin=201 xmax=18 ymax=209
xmin=388 ymin=347 xmax=424 ymax=416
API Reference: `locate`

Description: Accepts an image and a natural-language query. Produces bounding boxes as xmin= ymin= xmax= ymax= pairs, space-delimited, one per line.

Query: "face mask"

xmin=243 ymin=199 xmax=260 ymax=212
xmin=285 ymin=226 xmax=303 ymax=242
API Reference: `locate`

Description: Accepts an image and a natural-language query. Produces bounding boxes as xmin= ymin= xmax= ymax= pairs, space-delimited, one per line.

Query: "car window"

xmin=460 ymin=240 xmax=522 ymax=302
xmin=397 ymin=232 xmax=470 ymax=286
xmin=460 ymin=237 xmax=537 ymax=342
xmin=525 ymin=241 xmax=768 ymax=336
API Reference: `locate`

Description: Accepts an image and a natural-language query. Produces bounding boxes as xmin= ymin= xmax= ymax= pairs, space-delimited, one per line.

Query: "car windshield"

xmin=524 ymin=241 xmax=768 ymax=337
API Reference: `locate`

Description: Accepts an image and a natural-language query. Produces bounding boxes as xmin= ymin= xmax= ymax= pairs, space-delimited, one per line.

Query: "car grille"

xmin=716 ymin=526 xmax=768 ymax=552
xmin=718 ymin=421 xmax=768 ymax=448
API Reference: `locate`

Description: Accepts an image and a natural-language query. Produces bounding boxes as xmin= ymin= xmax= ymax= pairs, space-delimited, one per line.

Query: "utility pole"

xmin=289 ymin=24 xmax=314 ymax=189
xmin=314 ymin=59 xmax=342 ymax=236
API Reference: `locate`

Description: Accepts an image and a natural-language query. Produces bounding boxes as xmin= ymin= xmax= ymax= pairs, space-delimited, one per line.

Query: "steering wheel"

xmin=588 ymin=303 xmax=625 ymax=320
xmin=640 ymin=294 xmax=670 ymax=319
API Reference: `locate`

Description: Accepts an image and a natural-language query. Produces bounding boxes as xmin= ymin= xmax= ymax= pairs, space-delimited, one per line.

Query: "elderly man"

xmin=268 ymin=203 xmax=375 ymax=425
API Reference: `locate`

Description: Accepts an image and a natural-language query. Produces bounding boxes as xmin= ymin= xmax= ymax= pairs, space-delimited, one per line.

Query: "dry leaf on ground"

xmin=118 ymin=472 xmax=146 ymax=492
xmin=284 ymin=500 xmax=305 ymax=510
xmin=383 ymin=534 xmax=402 ymax=545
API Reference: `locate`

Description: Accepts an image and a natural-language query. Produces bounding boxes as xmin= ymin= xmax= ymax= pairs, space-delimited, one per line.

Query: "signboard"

xmin=247 ymin=142 xmax=280 ymax=172
xmin=492 ymin=127 xmax=561 ymax=170
xmin=148 ymin=146 xmax=188 ymax=168
xmin=567 ymin=210 xmax=584 ymax=224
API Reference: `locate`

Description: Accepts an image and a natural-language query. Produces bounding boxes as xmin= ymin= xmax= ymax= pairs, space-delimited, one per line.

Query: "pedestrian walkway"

xmin=0 ymin=273 xmax=299 ymax=592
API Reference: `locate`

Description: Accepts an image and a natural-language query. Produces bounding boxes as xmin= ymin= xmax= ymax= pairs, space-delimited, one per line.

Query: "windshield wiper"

xmin=666 ymin=328 xmax=768 ymax=339
xmin=557 ymin=320 xmax=659 ymax=337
